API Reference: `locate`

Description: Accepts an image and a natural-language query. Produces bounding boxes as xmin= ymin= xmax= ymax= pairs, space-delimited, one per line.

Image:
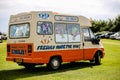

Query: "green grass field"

xmin=0 ymin=39 xmax=120 ymax=80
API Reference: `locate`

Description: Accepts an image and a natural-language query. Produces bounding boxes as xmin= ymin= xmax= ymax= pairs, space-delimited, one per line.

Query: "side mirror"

xmin=91 ymin=37 xmax=100 ymax=44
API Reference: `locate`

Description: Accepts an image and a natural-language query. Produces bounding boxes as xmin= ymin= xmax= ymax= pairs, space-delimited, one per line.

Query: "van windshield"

xmin=10 ymin=23 xmax=30 ymax=38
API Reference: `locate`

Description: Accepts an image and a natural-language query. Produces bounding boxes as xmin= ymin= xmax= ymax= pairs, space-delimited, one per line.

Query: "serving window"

xmin=55 ymin=23 xmax=81 ymax=43
xmin=37 ymin=22 xmax=53 ymax=35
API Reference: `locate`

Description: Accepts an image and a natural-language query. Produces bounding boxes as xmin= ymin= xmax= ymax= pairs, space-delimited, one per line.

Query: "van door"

xmin=82 ymin=28 xmax=96 ymax=60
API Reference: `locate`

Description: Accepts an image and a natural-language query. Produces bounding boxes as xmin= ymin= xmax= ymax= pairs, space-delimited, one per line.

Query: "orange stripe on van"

xmin=6 ymin=43 xmax=104 ymax=64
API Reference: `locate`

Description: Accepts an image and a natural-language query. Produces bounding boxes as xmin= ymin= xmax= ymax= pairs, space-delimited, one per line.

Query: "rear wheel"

xmin=95 ymin=52 xmax=101 ymax=65
xmin=47 ymin=57 xmax=61 ymax=70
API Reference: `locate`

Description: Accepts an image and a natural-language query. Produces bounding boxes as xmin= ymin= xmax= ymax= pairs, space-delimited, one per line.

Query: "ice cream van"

xmin=6 ymin=11 xmax=105 ymax=70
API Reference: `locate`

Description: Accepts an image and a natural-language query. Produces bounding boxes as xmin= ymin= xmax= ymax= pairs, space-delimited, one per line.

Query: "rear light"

xmin=7 ymin=44 xmax=10 ymax=52
xmin=28 ymin=45 xmax=32 ymax=53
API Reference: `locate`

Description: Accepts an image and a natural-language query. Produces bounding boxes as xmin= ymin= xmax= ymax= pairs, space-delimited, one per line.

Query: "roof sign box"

xmin=10 ymin=14 xmax=31 ymax=23
xmin=55 ymin=15 xmax=78 ymax=22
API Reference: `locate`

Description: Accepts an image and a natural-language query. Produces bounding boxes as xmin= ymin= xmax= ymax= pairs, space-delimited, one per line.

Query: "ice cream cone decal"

xmin=41 ymin=39 xmax=50 ymax=44
xmin=40 ymin=36 xmax=52 ymax=44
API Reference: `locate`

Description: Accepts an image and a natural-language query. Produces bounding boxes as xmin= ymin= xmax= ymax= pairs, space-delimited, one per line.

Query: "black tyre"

xmin=95 ymin=52 xmax=101 ymax=65
xmin=89 ymin=60 xmax=95 ymax=63
xmin=47 ymin=57 xmax=61 ymax=70
xmin=24 ymin=64 xmax=35 ymax=70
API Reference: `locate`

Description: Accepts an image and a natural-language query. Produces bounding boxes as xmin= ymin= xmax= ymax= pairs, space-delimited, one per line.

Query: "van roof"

xmin=10 ymin=11 xmax=92 ymax=27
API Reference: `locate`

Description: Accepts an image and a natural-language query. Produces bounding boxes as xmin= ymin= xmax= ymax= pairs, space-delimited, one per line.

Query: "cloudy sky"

xmin=0 ymin=0 xmax=120 ymax=33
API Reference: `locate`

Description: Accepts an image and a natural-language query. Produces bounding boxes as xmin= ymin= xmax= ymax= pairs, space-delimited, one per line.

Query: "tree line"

xmin=91 ymin=15 xmax=120 ymax=33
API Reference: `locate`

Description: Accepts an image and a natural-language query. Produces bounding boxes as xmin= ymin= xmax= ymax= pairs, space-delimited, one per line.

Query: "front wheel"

xmin=95 ymin=52 xmax=101 ymax=65
xmin=47 ymin=57 xmax=61 ymax=70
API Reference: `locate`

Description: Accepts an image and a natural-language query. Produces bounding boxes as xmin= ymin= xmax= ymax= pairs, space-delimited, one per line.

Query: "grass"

xmin=0 ymin=39 xmax=120 ymax=80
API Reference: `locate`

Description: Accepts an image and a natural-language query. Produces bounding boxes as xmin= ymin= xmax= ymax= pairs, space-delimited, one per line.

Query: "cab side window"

xmin=89 ymin=28 xmax=95 ymax=39
xmin=83 ymin=28 xmax=91 ymax=41
xmin=82 ymin=28 xmax=95 ymax=41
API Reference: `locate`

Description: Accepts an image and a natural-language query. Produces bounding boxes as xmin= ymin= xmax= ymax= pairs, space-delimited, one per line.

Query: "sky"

xmin=0 ymin=0 xmax=120 ymax=33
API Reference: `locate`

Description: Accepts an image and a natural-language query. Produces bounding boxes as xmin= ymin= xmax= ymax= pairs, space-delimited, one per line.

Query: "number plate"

xmin=15 ymin=58 xmax=22 ymax=63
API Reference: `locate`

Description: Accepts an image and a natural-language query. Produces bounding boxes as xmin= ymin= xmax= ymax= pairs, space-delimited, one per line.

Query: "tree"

xmin=91 ymin=20 xmax=107 ymax=32
xmin=113 ymin=15 xmax=120 ymax=32
xmin=92 ymin=15 xmax=120 ymax=32
xmin=108 ymin=19 xmax=114 ymax=32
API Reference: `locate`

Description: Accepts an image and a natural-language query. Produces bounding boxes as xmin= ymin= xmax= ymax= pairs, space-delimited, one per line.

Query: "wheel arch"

xmin=94 ymin=50 xmax=103 ymax=58
xmin=49 ymin=55 xmax=62 ymax=63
